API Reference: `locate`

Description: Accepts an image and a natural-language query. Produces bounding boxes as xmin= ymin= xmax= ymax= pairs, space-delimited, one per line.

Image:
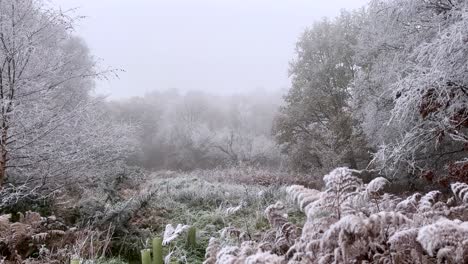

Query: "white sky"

xmin=53 ymin=0 xmax=369 ymax=99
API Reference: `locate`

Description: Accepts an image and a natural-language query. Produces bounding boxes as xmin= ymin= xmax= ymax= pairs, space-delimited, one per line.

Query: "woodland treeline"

xmin=108 ymin=89 xmax=283 ymax=171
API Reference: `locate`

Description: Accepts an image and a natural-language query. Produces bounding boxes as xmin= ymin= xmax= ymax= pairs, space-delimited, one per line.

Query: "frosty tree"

xmin=274 ymin=10 xmax=370 ymax=174
xmin=354 ymin=0 xmax=468 ymax=184
xmin=0 ymin=0 xmax=134 ymax=191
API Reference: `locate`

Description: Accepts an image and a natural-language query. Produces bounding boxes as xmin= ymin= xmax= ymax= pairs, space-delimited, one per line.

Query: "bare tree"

xmin=0 ymin=0 xmax=134 ymax=190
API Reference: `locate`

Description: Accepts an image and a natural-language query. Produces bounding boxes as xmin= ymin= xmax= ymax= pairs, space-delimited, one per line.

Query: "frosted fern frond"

xmin=321 ymin=215 xmax=367 ymax=252
xmin=257 ymin=242 xmax=274 ymax=253
xmin=447 ymin=204 xmax=468 ymax=221
xmin=48 ymin=230 xmax=66 ymax=236
xmin=341 ymin=186 xmax=374 ymax=216
xmin=436 ymin=246 xmax=458 ymax=264
xmin=244 ymin=252 xmax=285 ymax=263
xmin=388 ymin=228 xmax=421 ymax=252
xmin=239 ymin=241 xmax=259 ymax=257
xmin=337 ymin=228 xmax=371 ymax=262
xmin=287 ymin=217 xmax=332 ymax=261
xmin=274 ymin=236 xmax=291 ymax=255
xmin=379 ymin=193 xmax=401 ymax=212
xmin=260 ymin=229 xmax=277 ymax=244
xmin=279 ymin=222 xmax=300 ymax=241
xmin=372 ymin=250 xmax=393 ymax=264
xmin=396 ymin=193 xmax=422 ymax=214
xmin=447 ymin=196 xmax=457 ymax=207
xmin=31 ymin=232 xmax=48 ymax=242
xmin=451 ymin=182 xmax=468 ymax=203
xmin=264 ymin=202 xmax=300 ymax=255
xmin=456 ymin=239 xmax=468 ymax=263
xmin=420 ymin=202 xmax=449 ymax=219
xmin=317 ymin=253 xmax=334 ymax=264
xmin=214 ymin=241 xmax=284 ymax=263
xmin=162 ymin=224 xmax=190 ymax=245
xmin=274 ymin=222 xmax=300 ymax=255
xmin=224 ymin=202 xmax=244 ymax=216
xmin=365 ymin=211 xmax=412 ymax=239
xmin=304 ymin=239 xmax=321 ymax=253
xmin=322 ymin=167 xmax=363 ymax=219
xmin=286 ymin=185 xmax=320 ymax=212
xmin=265 ymin=202 xmax=288 ymax=229
xmin=302 ymin=216 xmax=334 ymax=240
xmin=216 ymin=246 xmax=240 ymax=263
xmin=203 ymin=238 xmax=220 ymax=264
xmin=416 ymin=219 xmax=468 ymax=258
xmin=366 ymin=177 xmax=389 ymax=195
xmin=344 ymin=190 xmax=400 ymax=216
xmin=323 ymin=167 xmax=363 ymax=192
xmin=388 ymin=228 xmax=425 ymax=264
xmin=418 ymin=191 xmax=442 ymax=212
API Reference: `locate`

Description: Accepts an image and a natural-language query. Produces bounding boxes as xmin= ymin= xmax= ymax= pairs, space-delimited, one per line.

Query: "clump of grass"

xmin=136 ymin=174 xmax=301 ymax=263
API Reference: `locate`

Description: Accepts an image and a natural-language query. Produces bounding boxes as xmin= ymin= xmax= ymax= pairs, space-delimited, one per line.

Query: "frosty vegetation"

xmin=0 ymin=0 xmax=467 ymax=263
xmin=204 ymin=168 xmax=468 ymax=263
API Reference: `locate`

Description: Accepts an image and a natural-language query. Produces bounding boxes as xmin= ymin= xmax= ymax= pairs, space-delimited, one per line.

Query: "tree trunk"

xmin=0 ymin=121 xmax=8 ymax=188
xmin=348 ymin=151 xmax=358 ymax=169
xmin=0 ymin=155 xmax=5 ymax=187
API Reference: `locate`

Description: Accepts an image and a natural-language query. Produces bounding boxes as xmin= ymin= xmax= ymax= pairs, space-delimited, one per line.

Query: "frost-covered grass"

xmin=151 ymin=166 xmax=321 ymax=188
xmin=82 ymin=170 xmax=304 ymax=263
xmin=139 ymin=174 xmax=304 ymax=263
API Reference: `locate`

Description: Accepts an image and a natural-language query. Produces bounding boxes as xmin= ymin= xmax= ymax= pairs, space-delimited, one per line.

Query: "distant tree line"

xmin=108 ymin=89 xmax=284 ymax=171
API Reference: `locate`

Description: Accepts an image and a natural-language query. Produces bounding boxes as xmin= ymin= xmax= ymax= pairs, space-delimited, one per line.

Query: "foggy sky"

xmin=54 ymin=0 xmax=369 ymax=99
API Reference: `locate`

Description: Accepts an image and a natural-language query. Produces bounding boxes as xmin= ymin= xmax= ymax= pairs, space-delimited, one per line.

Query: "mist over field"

xmin=0 ymin=0 xmax=467 ymax=263
xmin=55 ymin=0 xmax=369 ymax=98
